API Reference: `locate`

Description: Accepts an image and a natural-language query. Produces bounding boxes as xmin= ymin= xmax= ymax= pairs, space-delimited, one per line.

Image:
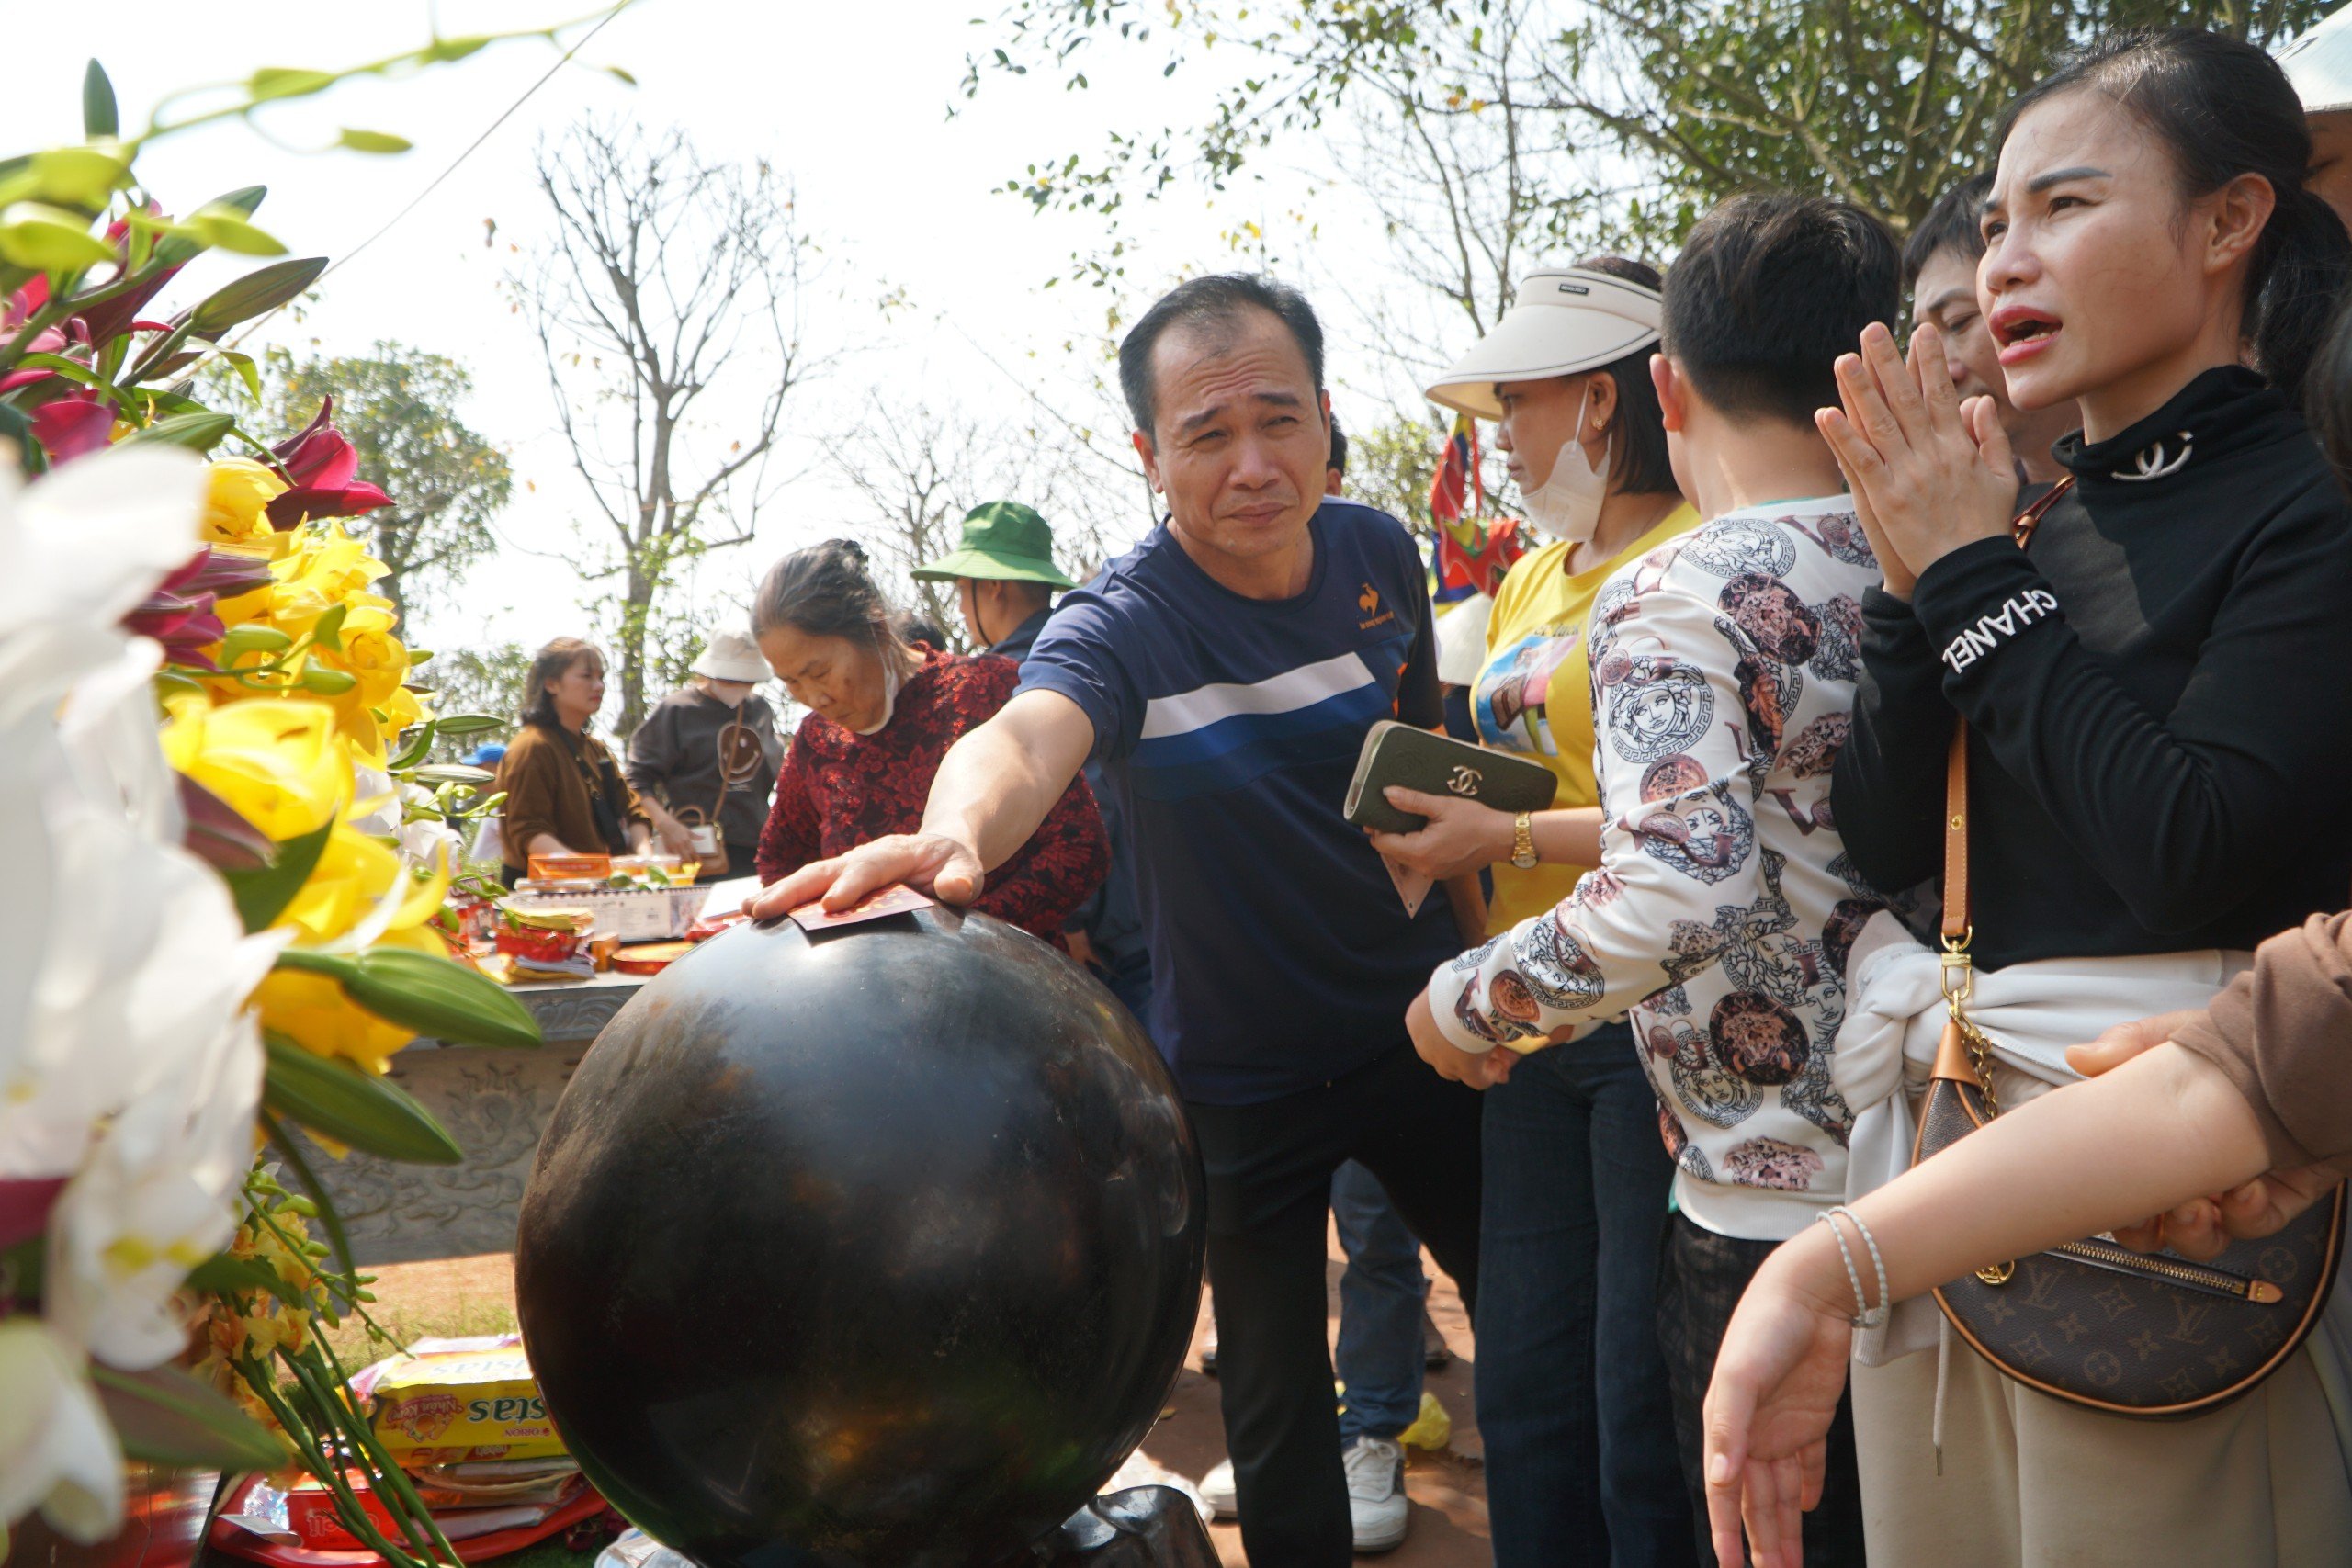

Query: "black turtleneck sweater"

xmin=1832 ymin=367 xmax=2352 ymax=971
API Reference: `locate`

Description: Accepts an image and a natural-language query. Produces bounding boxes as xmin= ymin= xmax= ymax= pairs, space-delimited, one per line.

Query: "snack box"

xmin=356 ymin=1338 xmax=566 ymax=1461
xmin=493 ymin=906 xmax=594 ymax=968
xmin=506 ymin=886 xmax=703 ymax=942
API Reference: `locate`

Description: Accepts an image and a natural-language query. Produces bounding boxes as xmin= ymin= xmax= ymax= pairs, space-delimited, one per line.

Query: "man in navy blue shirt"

xmin=754 ymin=275 xmax=1485 ymax=1564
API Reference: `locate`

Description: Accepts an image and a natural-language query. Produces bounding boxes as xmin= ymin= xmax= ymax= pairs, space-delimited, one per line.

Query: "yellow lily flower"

xmin=319 ymin=608 xmax=409 ymax=708
xmin=269 ymin=523 xmax=389 ymax=642
xmin=161 ymin=697 xmax=349 ymax=841
xmin=253 ymin=926 xmax=452 ymax=1075
xmin=201 ymin=459 xmax=288 ymax=547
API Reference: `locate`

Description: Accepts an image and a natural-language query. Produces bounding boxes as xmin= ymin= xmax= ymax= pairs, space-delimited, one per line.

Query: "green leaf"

xmin=388 ymin=720 xmax=437 ymax=773
xmin=186 ymin=205 xmax=287 ymax=258
xmin=185 ymin=1252 xmax=305 ymax=1307
xmin=335 ymin=129 xmax=413 ymax=155
xmin=222 ymin=818 xmax=333 ymax=932
xmin=150 ymin=186 xmax=266 ymax=269
xmin=3 ymin=1234 xmax=46 ymax=1301
xmin=411 ymin=762 xmax=493 ymax=789
xmin=249 ymin=67 xmax=338 ymax=103
xmin=277 ymin=948 xmax=541 ymax=1051
xmin=90 ymin=1362 xmax=288 ymax=1471
xmin=311 ymin=602 xmax=349 ymax=652
xmin=10 ymin=351 xmax=104 ymax=387
xmin=219 ymin=347 xmax=263 ymax=403
xmin=0 ymin=202 xmax=112 ymax=270
xmin=262 ymin=1110 xmax=353 ymax=1279
xmin=120 ymin=410 xmax=233 ymax=452
xmin=30 ymin=147 xmax=130 ymax=209
xmin=299 ymin=662 xmax=356 ymax=695
xmin=187 ymin=255 xmax=326 ymax=335
xmin=83 ymin=61 xmax=119 ymax=140
xmin=424 ymin=36 xmax=492 ymax=63
xmin=263 ymin=1034 xmax=463 ymax=1165
xmin=430 ymin=713 xmax=504 ymax=739
xmin=606 ymin=65 xmax=639 ymax=85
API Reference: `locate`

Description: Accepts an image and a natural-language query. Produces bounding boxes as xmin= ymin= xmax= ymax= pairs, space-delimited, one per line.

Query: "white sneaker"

xmin=1198 ymin=1458 xmax=1238 ymax=1520
xmin=1342 ymin=1435 xmax=1409 ymax=1552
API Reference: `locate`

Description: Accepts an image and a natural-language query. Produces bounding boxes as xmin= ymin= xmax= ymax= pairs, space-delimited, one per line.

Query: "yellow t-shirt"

xmin=1470 ymin=504 xmax=1701 ymax=936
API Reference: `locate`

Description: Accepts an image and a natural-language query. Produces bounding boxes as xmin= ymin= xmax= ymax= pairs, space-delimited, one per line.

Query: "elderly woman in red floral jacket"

xmin=749 ymin=539 xmax=1106 ymax=942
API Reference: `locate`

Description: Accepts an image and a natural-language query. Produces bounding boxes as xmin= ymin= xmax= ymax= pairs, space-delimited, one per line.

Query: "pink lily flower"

xmin=30 ymin=392 xmax=115 ymax=464
xmin=266 ymin=396 xmax=392 ymax=526
xmin=119 ymin=549 xmax=272 ymax=671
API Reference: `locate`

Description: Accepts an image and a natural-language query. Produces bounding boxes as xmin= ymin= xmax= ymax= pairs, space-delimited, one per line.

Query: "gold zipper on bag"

xmin=1939 ymin=956 xmax=2284 ymax=1305
xmin=2003 ymin=1235 xmax=2285 ymax=1303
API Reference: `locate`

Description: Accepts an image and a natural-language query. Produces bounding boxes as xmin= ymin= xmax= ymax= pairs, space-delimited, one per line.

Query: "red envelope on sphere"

xmin=787 ymin=882 xmax=936 ymax=931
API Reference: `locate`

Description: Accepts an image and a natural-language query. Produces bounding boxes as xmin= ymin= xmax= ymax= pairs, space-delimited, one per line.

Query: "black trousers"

xmin=1186 ymin=1043 xmax=1484 ymax=1568
xmin=1657 ymin=1213 xmax=1867 ymax=1567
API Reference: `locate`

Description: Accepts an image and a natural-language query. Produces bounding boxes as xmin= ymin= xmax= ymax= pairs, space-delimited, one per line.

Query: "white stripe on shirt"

xmin=1139 ymin=649 xmax=1374 ymax=740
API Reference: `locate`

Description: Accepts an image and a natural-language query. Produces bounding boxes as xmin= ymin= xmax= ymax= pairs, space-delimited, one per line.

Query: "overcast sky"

xmin=1 ymin=1 xmax=1468 ymax=668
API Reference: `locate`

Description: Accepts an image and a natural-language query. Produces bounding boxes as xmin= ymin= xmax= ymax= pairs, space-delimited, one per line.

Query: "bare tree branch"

xmin=514 ymin=118 xmax=823 ymax=732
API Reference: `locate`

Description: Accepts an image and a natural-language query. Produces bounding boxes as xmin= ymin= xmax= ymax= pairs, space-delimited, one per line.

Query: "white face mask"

xmin=1516 ymin=385 xmax=1610 ymax=545
xmin=849 ymin=657 xmax=904 ymax=737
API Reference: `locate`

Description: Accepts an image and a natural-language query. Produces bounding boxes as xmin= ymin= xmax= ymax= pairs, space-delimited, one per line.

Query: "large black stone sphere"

xmin=515 ymin=908 xmax=1204 ymax=1568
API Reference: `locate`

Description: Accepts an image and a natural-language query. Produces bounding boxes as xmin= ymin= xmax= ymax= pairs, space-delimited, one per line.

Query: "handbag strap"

xmin=1939 ymin=475 xmax=2076 ymax=943
xmin=711 ymin=716 xmax=741 ymax=818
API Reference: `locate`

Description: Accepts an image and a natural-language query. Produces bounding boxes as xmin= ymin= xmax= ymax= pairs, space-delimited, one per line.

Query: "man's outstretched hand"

xmin=743 ymin=833 xmax=988 ymax=921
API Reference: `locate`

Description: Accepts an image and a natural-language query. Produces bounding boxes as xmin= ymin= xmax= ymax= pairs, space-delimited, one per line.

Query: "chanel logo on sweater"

xmin=2111 ymin=431 xmax=2193 ymax=482
xmin=1939 ymin=588 xmax=2060 ymax=673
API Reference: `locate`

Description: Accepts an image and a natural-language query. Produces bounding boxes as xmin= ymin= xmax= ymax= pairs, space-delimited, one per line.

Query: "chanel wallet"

xmin=1342 ymin=719 xmax=1557 ymax=835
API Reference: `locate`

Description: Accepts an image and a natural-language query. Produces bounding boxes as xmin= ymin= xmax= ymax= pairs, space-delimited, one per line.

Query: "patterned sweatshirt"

xmin=1428 ymin=498 xmax=1888 ymax=1240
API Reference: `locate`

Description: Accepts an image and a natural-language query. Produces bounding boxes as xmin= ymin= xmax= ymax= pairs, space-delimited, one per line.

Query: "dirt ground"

xmin=367 ymin=1221 xmax=1488 ymax=1566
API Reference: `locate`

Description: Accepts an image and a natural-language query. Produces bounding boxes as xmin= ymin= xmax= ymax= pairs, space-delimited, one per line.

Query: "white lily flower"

xmin=0 ymin=1319 xmax=124 ymax=1544
xmin=0 ymin=446 xmax=205 ymax=731
xmin=0 ymin=446 xmax=214 ymax=1165
xmin=45 ymin=1004 xmax=266 ymax=1369
xmin=399 ymin=817 xmax=462 ymax=873
xmin=348 ymin=763 xmax=401 ymax=837
xmin=0 ymin=696 xmax=278 ymax=1183
xmin=0 ymin=441 xmax=269 ymax=1547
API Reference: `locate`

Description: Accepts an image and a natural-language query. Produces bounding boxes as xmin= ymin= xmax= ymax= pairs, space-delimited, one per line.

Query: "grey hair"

xmin=751 ymin=538 xmax=899 ymax=650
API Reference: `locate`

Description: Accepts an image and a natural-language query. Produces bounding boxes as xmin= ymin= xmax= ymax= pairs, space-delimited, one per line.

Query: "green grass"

xmin=322 ymin=1293 xmax=518 ymax=1371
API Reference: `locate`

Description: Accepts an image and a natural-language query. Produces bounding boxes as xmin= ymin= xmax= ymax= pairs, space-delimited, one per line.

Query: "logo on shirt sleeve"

xmin=1939 ymin=587 xmax=2059 ymax=673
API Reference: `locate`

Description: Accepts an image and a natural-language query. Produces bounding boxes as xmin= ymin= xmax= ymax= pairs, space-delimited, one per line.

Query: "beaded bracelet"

xmin=1816 ymin=1205 xmax=1890 ymax=1329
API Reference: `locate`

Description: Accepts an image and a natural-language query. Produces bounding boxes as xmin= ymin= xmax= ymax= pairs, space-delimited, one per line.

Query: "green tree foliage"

xmin=423 ymin=641 xmax=530 ymax=761
xmin=254 ymin=343 xmax=513 ymax=625
xmin=967 ymin=0 xmax=2327 ymax=277
xmin=1338 ymin=413 xmax=1444 ymax=532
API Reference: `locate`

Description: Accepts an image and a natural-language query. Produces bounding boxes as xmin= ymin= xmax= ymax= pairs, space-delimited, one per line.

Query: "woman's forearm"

xmin=525 ymin=831 xmax=575 ymax=857
xmin=1798 ymin=1044 xmax=2274 ymax=1309
xmin=1532 ymin=807 xmax=1604 ymax=867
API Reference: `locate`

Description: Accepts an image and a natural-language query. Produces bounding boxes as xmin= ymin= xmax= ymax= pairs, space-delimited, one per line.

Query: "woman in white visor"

xmin=1372 ymin=258 xmax=1700 ymax=1568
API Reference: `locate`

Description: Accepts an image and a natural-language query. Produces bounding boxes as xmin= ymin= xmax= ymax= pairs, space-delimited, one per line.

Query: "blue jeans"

xmin=1477 ymin=1028 xmax=1694 ymax=1568
xmin=1329 ymin=1159 xmax=1427 ymax=1441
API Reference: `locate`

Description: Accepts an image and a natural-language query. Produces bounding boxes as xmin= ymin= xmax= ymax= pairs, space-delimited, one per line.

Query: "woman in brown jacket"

xmin=495 ymin=637 xmax=655 ymax=886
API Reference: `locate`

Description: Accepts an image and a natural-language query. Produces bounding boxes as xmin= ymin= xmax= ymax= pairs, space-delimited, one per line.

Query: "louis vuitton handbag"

xmin=1915 ymin=479 xmax=2345 ymax=1418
